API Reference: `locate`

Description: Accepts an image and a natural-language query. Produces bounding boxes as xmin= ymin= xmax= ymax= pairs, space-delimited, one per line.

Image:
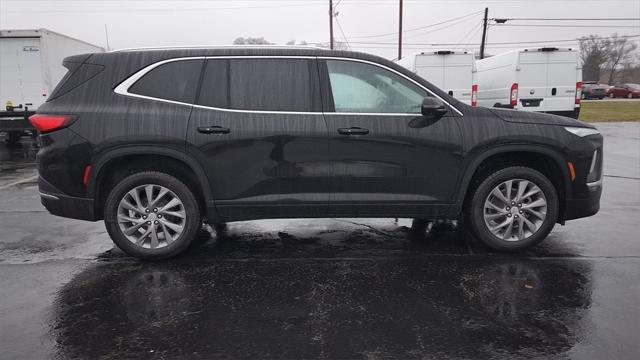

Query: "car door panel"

xmin=319 ymin=59 xmax=463 ymax=216
xmin=186 ymin=57 xmax=330 ymax=220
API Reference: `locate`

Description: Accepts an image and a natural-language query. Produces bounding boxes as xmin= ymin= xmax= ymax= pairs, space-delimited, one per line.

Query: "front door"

xmin=187 ymin=57 xmax=330 ymax=220
xmin=319 ymin=59 xmax=463 ymax=217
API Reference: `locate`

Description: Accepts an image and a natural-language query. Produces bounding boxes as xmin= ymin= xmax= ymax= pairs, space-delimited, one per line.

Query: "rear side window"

xmin=197 ymin=59 xmax=229 ymax=108
xmin=198 ymin=58 xmax=320 ymax=112
xmin=129 ymin=59 xmax=203 ymax=103
xmin=48 ymin=61 xmax=104 ymax=101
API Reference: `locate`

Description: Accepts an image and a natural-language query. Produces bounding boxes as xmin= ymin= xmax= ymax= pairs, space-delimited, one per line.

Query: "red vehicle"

xmin=608 ymin=83 xmax=640 ymax=98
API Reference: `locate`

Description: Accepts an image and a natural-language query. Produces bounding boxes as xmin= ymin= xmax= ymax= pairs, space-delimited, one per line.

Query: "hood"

xmin=489 ymin=108 xmax=595 ymax=129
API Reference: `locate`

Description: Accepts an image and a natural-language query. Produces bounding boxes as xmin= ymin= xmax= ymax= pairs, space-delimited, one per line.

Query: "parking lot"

xmin=0 ymin=122 xmax=639 ymax=359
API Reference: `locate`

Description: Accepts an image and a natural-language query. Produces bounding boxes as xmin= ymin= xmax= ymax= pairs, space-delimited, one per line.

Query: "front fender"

xmin=454 ymin=143 xmax=571 ymax=206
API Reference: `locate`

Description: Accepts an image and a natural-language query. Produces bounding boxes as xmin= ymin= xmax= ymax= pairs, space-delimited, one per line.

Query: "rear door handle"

xmin=338 ymin=127 xmax=369 ymax=135
xmin=197 ymin=126 xmax=230 ymax=135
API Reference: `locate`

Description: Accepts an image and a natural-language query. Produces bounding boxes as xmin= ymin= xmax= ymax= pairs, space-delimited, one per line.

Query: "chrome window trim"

xmin=113 ymin=55 xmax=463 ymax=116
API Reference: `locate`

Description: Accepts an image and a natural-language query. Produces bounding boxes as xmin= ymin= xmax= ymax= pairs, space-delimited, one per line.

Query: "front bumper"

xmin=39 ymin=176 xmax=96 ymax=221
xmin=563 ymin=180 xmax=602 ymax=221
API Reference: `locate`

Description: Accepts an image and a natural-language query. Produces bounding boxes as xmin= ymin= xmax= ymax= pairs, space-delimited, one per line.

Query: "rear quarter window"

xmin=129 ymin=59 xmax=204 ymax=104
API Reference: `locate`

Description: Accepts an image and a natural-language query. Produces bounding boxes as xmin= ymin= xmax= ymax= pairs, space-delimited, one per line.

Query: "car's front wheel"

xmin=104 ymin=171 xmax=201 ymax=259
xmin=465 ymin=166 xmax=559 ymax=251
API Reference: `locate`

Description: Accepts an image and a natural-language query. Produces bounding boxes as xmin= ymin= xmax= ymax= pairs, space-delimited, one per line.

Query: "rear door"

xmin=0 ymin=37 xmax=45 ymax=110
xmin=186 ymin=57 xmax=330 ymax=220
xmin=546 ymin=51 xmax=578 ymax=112
xmin=517 ymin=51 xmax=548 ymax=112
xmin=319 ymin=58 xmax=463 ymax=217
xmin=414 ymin=55 xmax=445 ymax=89
xmin=443 ymin=53 xmax=474 ymax=105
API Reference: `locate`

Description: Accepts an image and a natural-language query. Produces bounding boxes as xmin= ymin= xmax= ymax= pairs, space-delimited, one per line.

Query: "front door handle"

xmin=197 ymin=126 xmax=230 ymax=135
xmin=338 ymin=127 xmax=369 ymax=135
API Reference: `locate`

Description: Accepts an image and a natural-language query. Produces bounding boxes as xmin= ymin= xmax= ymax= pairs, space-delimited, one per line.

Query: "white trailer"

xmin=475 ymin=47 xmax=582 ymax=118
xmin=0 ymin=28 xmax=104 ymax=142
xmin=397 ymin=50 xmax=477 ymax=106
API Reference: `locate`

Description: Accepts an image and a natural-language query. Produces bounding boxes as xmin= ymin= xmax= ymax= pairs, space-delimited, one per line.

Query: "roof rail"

xmin=110 ymin=44 xmax=327 ymax=53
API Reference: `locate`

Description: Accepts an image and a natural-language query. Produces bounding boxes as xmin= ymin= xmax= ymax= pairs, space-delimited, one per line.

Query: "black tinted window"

xmin=197 ymin=59 xmax=229 ymax=108
xmin=226 ymin=58 xmax=319 ymax=112
xmin=129 ymin=59 xmax=203 ymax=103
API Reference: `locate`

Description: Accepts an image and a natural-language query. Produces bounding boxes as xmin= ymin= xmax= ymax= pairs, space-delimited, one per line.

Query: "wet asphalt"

xmin=0 ymin=122 xmax=639 ymax=360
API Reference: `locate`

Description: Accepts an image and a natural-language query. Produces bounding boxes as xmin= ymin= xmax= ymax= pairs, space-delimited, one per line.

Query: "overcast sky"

xmin=1 ymin=0 xmax=638 ymax=59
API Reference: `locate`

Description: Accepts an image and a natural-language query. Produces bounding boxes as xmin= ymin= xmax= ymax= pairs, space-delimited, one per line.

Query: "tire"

xmin=609 ymin=93 xmax=615 ymax=98
xmin=104 ymin=171 xmax=201 ymax=259
xmin=6 ymin=131 xmax=22 ymax=144
xmin=464 ymin=166 xmax=559 ymax=252
xmin=628 ymin=93 xmax=633 ymax=99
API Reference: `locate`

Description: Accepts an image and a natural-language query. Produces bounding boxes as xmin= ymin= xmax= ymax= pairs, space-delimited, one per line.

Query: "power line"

xmin=347 ymin=9 xmax=484 ymax=39
xmin=0 ymin=2 xmax=324 ymax=13
xmin=494 ymin=24 xmax=640 ymax=28
xmin=492 ymin=17 xmax=640 ymax=21
xmin=345 ymin=34 xmax=640 ymax=46
xmin=335 ymin=16 xmax=351 ymax=50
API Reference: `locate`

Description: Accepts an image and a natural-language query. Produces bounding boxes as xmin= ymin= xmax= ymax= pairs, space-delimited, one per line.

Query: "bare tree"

xmin=286 ymin=40 xmax=309 ymax=46
xmin=605 ymin=34 xmax=638 ymax=85
xmin=232 ymin=37 xmax=273 ymax=45
xmin=579 ymin=35 xmax=611 ymax=82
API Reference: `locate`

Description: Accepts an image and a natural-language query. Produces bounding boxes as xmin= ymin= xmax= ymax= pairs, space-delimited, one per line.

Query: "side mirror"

xmin=421 ymin=97 xmax=448 ymax=119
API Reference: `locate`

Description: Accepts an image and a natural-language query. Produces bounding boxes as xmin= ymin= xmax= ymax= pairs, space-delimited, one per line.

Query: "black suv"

xmin=31 ymin=47 xmax=603 ymax=259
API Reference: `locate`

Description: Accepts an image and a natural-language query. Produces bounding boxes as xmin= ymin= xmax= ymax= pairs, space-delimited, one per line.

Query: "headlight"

xmin=564 ymin=127 xmax=600 ymax=137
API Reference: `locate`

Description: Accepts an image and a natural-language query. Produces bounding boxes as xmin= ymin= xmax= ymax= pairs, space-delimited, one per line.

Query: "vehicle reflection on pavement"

xmin=52 ymin=242 xmax=592 ymax=359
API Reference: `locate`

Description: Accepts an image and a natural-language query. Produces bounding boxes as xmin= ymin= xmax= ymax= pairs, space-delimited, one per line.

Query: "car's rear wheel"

xmin=628 ymin=93 xmax=633 ymax=99
xmin=464 ymin=166 xmax=559 ymax=251
xmin=104 ymin=171 xmax=201 ymax=259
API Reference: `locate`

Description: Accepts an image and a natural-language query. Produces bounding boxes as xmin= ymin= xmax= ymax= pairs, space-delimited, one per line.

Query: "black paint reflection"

xmin=52 ymin=257 xmax=592 ymax=359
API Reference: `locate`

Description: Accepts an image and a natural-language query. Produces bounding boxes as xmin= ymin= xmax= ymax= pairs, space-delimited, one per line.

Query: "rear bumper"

xmin=547 ymin=108 xmax=580 ymax=119
xmin=39 ymin=176 xmax=96 ymax=221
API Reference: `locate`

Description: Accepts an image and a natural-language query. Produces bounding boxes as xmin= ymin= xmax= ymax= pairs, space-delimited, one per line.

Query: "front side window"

xmin=129 ymin=59 xmax=203 ymax=103
xmin=326 ymin=60 xmax=428 ymax=113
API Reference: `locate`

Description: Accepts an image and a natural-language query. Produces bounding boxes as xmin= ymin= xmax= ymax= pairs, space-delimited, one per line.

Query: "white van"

xmin=397 ymin=50 xmax=477 ymax=106
xmin=0 ymin=28 xmax=104 ymax=142
xmin=475 ymin=47 xmax=582 ymax=118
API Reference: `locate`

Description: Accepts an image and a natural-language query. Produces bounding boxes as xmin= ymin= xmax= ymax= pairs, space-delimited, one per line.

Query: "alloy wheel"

xmin=117 ymin=184 xmax=186 ymax=249
xmin=483 ymin=179 xmax=548 ymax=242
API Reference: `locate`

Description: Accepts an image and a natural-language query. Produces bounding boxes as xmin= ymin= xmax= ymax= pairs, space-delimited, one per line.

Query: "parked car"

xmin=581 ymin=82 xmax=608 ymax=100
xmin=30 ymin=47 xmax=603 ymax=259
xmin=397 ymin=50 xmax=477 ymax=106
xmin=608 ymin=83 xmax=640 ymax=98
xmin=475 ymin=47 xmax=582 ymax=118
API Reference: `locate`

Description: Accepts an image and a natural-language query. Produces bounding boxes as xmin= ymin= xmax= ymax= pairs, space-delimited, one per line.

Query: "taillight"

xmin=575 ymin=82 xmax=582 ymax=105
xmin=471 ymin=84 xmax=478 ymax=107
xmin=510 ymin=83 xmax=518 ymax=107
xmin=28 ymin=114 xmax=73 ymax=133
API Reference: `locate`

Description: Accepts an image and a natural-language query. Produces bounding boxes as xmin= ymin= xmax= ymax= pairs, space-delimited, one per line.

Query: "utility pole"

xmin=329 ymin=0 xmax=334 ymax=50
xmin=479 ymin=7 xmax=489 ymax=59
xmin=104 ymin=24 xmax=111 ymax=51
xmin=398 ymin=0 xmax=403 ymax=60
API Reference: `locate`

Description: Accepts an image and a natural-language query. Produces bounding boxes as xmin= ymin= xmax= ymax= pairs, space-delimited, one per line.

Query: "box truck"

xmin=397 ymin=50 xmax=477 ymax=106
xmin=0 ymin=29 xmax=104 ymax=143
xmin=475 ymin=47 xmax=582 ymax=118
